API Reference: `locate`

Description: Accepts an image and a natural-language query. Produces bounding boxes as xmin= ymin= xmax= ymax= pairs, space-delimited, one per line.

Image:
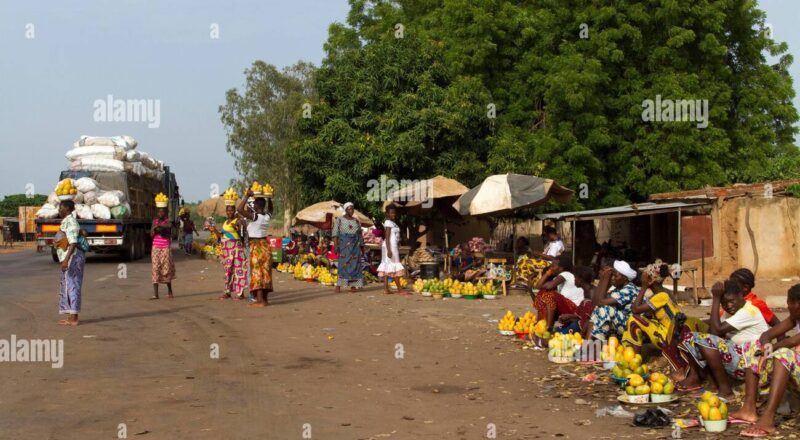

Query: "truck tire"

xmin=134 ymin=229 xmax=145 ymax=260
xmin=121 ymin=231 xmax=136 ymax=261
xmin=51 ymin=247 xmax=59 ymax=263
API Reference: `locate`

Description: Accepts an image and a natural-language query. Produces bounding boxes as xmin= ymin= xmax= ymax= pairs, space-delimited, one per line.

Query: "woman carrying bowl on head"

xmin=54 ymin=199 xmax=86 ymax=326
xmin=208 ymin=189 xmax=248 ymax=300
xmin=238 ymin=188 xmax=273 ymax=307
xmin=150 ymin=193 xmax=175 ymax=300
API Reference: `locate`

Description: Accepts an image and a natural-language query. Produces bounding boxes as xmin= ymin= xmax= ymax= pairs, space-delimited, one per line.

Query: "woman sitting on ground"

xmin=585 ymin=260 xmax=640 ymax=341
xmin=727 ymin=268 xmax=780 ymax=327
xmin=678 ymin=279 xmax=769 ymax=397
xmin=733 ymin=284 xmax=800 ymax=437
xmin=623 ymin=260 xmax=709 ymax=376
xmin=553 ymin=266 xmax=596 ymax=337
xmin=532 ymin=254 xmax=587 ymax=330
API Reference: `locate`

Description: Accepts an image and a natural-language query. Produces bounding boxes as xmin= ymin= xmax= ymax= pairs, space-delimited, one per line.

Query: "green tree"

xmin=0 ymin=194 xmax=47 ymax=217
xmin=312 ymin=0 xmax=798 ymax=210
xmin=220 ymin=61 xmax=315 ymax=234
xmin=291 ymin=32 xmax=493 ymax=217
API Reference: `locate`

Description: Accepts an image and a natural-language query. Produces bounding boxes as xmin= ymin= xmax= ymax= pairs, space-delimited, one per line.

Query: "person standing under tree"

xmin=332 ymin=202 xmax=365 ymax=292
xmin=150 ymin=196 xmax=175 ymax=300
xmin=239 ymin=189 xmax=273 ymax=307
xmin=378 ymin=205 xmax=407 ymax=295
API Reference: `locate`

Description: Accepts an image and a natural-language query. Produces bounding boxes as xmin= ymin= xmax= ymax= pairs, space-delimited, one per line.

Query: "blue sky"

xmin=0 ymin=0 xmax=797 ymax=201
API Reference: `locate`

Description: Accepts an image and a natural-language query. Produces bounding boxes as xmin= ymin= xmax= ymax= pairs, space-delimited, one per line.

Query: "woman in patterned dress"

xmin=208 ymin=203 xmax=248 ymax=299
xmin=150 ymin=207 xmax=175 ymax=299
xmin=332 ymin=202 xmax=364 ymax=292
xmin=585 ymin=260 xmax=639 ymax=340
xmin=677 ymin=280 xmax=769 ymax=397
xmin=733 ymin=284 xmax=800 ymax=437
xmin=238 ymin=189 xmax=273 ymax=307
xmin=55 ymin=200 xmax=86 ymax=326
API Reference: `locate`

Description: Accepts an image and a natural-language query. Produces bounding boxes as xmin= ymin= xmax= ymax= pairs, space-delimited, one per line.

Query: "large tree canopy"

xmin=292 ymin=0 xmax=798 ymax=212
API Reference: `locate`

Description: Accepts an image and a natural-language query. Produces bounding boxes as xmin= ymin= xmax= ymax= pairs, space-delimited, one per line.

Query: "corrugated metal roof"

xmin=536 ymin=202 xmax=708 ymax=221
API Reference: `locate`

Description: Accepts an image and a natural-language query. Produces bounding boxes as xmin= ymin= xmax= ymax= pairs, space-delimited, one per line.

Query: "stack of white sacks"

xmin=36 ymin=135 xmax=165 ymax=220
xmin=66 ymin=135 xmax=164 ymax=179
xmin=36 ymin=177 xmax=130 ymax=220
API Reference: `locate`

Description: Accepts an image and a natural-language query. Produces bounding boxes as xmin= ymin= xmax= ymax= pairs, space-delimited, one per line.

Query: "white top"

xmin=246 ymin=212 xmax=271 ymax=238
xmin=557 ymin=271 xmax=584 ymax=306
xmin=544 ymin=239 xmax=565 ymax=257
xmin=724 ymin=301 xmax=769 ymax=346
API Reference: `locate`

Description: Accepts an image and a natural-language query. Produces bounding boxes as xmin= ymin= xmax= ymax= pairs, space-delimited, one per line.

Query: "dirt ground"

xmin=0 ymin=249 xmax=796 ymax=439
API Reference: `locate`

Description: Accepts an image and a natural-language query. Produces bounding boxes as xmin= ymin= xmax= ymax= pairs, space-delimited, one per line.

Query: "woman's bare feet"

xmin=335 ymin=286 xmax=341 ymax=293
xmin=730 ymin=408 xmax=758 ymax=424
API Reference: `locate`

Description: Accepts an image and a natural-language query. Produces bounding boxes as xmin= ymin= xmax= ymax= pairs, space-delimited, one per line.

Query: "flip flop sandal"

xmin=149 ymin=296 xmax=159 ymax=300
xmin=729 ymin=417 xmax=756 ymax=425
xmin=676 ymin=384 xmax=702 ymax=393
xmin=741 ymin=426 xmax=774 ymax=438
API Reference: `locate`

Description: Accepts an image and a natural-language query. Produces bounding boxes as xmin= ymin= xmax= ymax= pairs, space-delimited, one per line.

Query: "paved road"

xmin=0 ymin=248 xmax=735 ymax=440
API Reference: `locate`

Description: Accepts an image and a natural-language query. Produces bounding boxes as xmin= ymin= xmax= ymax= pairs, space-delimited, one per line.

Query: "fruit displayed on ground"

xmin=413 ymin=278 xmax=425 ymax=293
xmin=514 ymin=311 xmax=536 ymax=334
xmin=449 ymin=280 xmax=478 ymax=296
xmin=497 ymin=311 xmax=516 ymax=331
xmin=547 ymin=332 xmax=582 ymax=359
xmin=476 ymin=280 xmax=498 ymax=296
xmin=649 ymin=372 xmax=675 ymax=395
xmin=697 ymin=392 xmax=728 ymax=421
xmin=624 ymin=374 xmax=650 ymax=395
xmin=532 ymin=319 xmax=549 ymax=339
xmin=611 ymin=348 xmax=649 ymax=378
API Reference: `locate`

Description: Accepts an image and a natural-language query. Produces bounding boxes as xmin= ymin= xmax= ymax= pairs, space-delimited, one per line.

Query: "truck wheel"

xmin=51 ymin=247 xmax=59 ymax=263
xmin=134 ymin=229 xmax=145 ymax=260
xmin=121 ymin=231 xmax=135 ymax=261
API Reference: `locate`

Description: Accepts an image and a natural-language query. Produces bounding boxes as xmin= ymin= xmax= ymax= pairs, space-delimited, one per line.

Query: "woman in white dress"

xmin=378 ymin=205 xmax=407 ymax=294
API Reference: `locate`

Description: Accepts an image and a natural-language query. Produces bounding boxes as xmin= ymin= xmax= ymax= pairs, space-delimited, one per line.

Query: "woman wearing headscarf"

xmin=586 ymin=260 xmax=640 ymax=340
xmin=55 ymin=199 xmax=86 ymax=326
xmin=208 ymin=190 xmax=248 ymax=299
xmin=332 ymin=202 xmax=365 ymax=292
xmin=238 ymin=189 xmax=273 ymax=307
xmin=623 ymin=260 xmax=709 ymax=374
xmin=150 ymin=203 xmax=175 ymax=299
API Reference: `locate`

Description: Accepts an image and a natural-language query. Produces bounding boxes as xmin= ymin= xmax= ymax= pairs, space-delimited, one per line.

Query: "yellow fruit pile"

xmin=600 ymin=336 xmax=621 ymax=362
xmin=624 ymin=374 xmax=650 ymax=396
xmin=497 ymin=310 xmax=516 ymax=331
xmin=55 ymin=179 xmax=77 ymax=196
xmin=649 ymin=372 xmax=675 ymax=395
xmin=276 ymin=262 xmax=291 ymax=272
xmin=223 ymin=188 xmax=239 ymax=202
xmin=317 ymin=267 xmax=337 ymax=284
xmin=548 ymin=332 xmax=582 ymax=358
xmin=532 ymin=319 xmax=549 ymax=338
xmin=449 ymin=280 xmax=478 ymax=296
xmin=697 ymin=391 xmax=728 ymax=421
xmin=514 ymin=311 xmax=537 ymax=334
xmin=476 ymin=280 xmax=497 ymax=296
xmin=413 ymin=279 xmax=425 ymax=293
xmin=155 ymin=192 xmax=169 ymax=203
xmin=250 ymin=181 xmax=273 ymax=195
xmin=611 ymin=346 xmax=649 ymax=378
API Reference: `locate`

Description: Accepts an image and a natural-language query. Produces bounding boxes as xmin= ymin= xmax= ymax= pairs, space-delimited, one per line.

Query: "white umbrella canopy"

xmin=293 ymin=200 xmax=373 ymax=228
xmin=453 ymin=174 xmax=573 ymax=216
xmin=382 ymin=175 xmax=469 ymax=210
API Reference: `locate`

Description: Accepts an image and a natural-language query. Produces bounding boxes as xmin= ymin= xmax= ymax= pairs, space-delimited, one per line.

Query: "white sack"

xmin=125 ymin=150 xmax=141 ymax=162
xmin=90 ymin=204 xmax=111 ymax=220
xmin=47 ymin=192 xmax=59 ymax=205
xmin=75 ymin=204 xmax=93 ymax=220
xmin=83 ymin=191 xmax=99 ymax=206
xmin=36 ymin=208 xmax=59 ymax=219
xmin=66 ymin=146 xmax=125 ymax=161
xmin=98 ymin=190 xmax=126 ymax=208
xmin=74 ymin=177 xmax=98 ymax=193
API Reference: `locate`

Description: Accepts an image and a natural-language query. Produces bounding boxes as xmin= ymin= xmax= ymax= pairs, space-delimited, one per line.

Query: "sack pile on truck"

xmin=65 ymin=135 xmax=165 ymax=180
xmin=36 ymin=176 xmax=132 ymax=221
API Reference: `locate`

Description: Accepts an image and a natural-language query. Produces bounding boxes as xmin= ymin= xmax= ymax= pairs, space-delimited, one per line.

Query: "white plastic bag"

xmin=66 ymin=146 xmax=125 ymax=161
xmin=36 ymin=204 xmax=58 ymax=219
xmin=90 ymin=204 xmax=111 ymax=220
xmin=125 ymin=150 xmax=141 ymax=162
xmin=47 ymin=192 xmax=59 ymax=205
xmin=75 ymin=204 xmax=93 ymax=220
xmin=98 ymin=190 xmax=126 ymax=208
xmin=83 ymin=191 xmax=98 ymax=206
xmin=73 ymin=158 xmax=125 ymax=172
xmin=74 ymin=193 xmax=84 ymax=204
xmin=75 ymin=177 xmax=98 ymax=193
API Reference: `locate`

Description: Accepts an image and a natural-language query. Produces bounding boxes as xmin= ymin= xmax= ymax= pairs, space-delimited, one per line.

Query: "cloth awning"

xmin=535 ymin=202 xmax=708 ymax=222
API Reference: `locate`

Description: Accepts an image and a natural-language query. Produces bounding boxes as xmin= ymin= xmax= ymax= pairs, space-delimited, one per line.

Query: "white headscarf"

xmin=343 ymin=202 xmax=354 ymax=211
xmin=613 ymin=260 xmax=637 ymax=281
